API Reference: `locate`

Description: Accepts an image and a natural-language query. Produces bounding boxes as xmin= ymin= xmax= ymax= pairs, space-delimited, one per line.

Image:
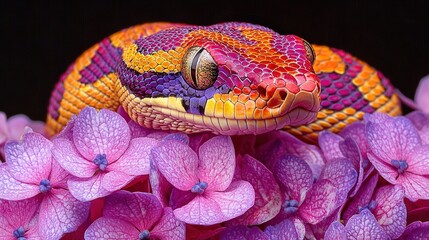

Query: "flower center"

xmin=359 ymin=200 xmax=377 ymax=213
xmin=283 ymin=199 xmax=299 ymax=214
xmin=391 ymin=160 xmax=408 ymax=174
xmin=138 ymin=230 xmax=150 ymax=240
xmin=13 ymin=226 xmax=26 ymax=240
xmin=191 ymin=181 xmax=208 ymax=194
xmin=93 ymin=154 xmax=108 ymax=171
xmin=39 ymin=179 xmax=51 ymax=193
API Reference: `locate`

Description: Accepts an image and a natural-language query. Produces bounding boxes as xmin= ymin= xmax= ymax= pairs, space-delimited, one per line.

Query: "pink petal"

xmin=7 ymin=114 xmax=45 ymax=140
xmin=149 ymin=160 xmax=173 ymax=207
xmin=264 ymin=218 xmax=304 ymax=240
xmin=103 ymin=191 xmax=162 ymax=230
xmin=340 ymin=122 xmax=369 ymax=159
xmin=0 ymin=164 xmax=39 ymax=200
xmin=406 ymin=111 xmax=429 ymax=130
xmin=373 ymin=185 xmax=406 ymax=239
xmin=344 ymin=209 xmax=389 ymax=239
xmin=221 ymin=225 xmax=268 ymax=240
xmin=367 ymin=152 xmax=398 ymax=183
xmin=151 ymin=207 xmax=186 ymax=239
xmin=108 ymin=137 xmax=158 ymax=176
xmin=162 ymin=133 xmax=189 ymax=145
xmin=299 ymin=179 xmax=338 ymax=224
xmin=102 ymin=171 xmax=135 ymax=192
xmin=198 ymin=136 xmax=235 ymax=192
xmin=366 ymin=114 xmax=421 ymax=163
xmin=5 ymin=132 xmax=52 ymax=184
xmin=0 ymin=197 xmax=40 ymax=237
xmin=151 ymin=140 xmax=198 ymax=191
xmin=39 ymin=188 xmax=90 ymax=240
xmin=73 ymin=108 xmax=130 ymax=162
xmin=415 ymin=74 xmax=429 ymax=114
xmin=52 ymin=138 xmax=97 ymax=178
xmin=399 ymin=221 xmax=429 ymax=240
xmin=53 ymin=115 xmax=76 ymax=141
xmin=318 ymin=131 xmax=344 ymax=162
xmin=188 ymin=132 xmax=215 ymax=152
xmin=407 ymin=145 xmax=429 ymax=175
xmin=339 ymin=138 xmax=365 ymax=197
xmin=320 ymin=158 xmax=357 ymax=206
xmin=170 ymin=187 xmax=195 ymax=210
xmin=68 ymin=173 xmax=112 ymax=202
xmin=343 ymin=173 xmax=379 ymax=222
xmin=84 ymin=217 xmax=139 ymax=239
xmin=324 ymin=221 xmax=346 ymax=240
xmin=312 ymin=208 xmax=342 ymax=239
xmin=397 ymin=172 xmax=429 ymax=201
xmin=49 ymin=157 xmax=71 ymax=189
xmin=174 ymin=180 xmax=255 ymax=225
xmin=227 ymin=155 xmax=282 ymax=226
xmin=273 ymin=155 xmax=313 ymax=204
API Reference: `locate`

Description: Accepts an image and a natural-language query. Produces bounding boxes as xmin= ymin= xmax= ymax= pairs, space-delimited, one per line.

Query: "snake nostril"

xmin=279 ymin=89 xmax=287 ymax=100
xmin=257 ymin=85 xmax=267 ymax=98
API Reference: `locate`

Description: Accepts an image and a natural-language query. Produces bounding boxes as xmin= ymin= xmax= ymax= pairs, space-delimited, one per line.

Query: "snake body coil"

xmin=46 ymin=22 xmax=400 ymax=142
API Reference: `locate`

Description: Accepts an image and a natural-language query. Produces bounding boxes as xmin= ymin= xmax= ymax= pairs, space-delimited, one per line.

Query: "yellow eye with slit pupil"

xmin=182 ymin=47 xmax=218 ymax=89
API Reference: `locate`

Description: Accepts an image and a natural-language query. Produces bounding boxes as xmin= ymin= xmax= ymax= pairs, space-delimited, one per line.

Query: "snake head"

xmin=117 ymin=22 xmax=320 ymax=135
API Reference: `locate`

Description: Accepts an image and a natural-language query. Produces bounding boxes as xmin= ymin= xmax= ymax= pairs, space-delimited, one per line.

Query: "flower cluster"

xmin=0 ymin=76 xmax=428 ymax=239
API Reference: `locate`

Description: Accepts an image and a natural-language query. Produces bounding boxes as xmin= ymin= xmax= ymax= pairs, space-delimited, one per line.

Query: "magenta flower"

xmin=366 ymin=112 xmax=429 ymax=201
xmin=325 ymin=209 xmax=389 ymax=239
xmin=0 ymin=112 xmax=45 ymax=160
xmin=0 ymin=132 xmax=89 ymax=239
xmin=151 ymin=135 xmax=255 ymax=225
xmin=52 ymin=107 xmax=159 ymax=201
xmin=0 ymin=198 xmax=40 ymax=239
xmin=399 ymin=221 xmax=429 ymax=240
xmin=85 ymin=190 xmax=185 ymax=239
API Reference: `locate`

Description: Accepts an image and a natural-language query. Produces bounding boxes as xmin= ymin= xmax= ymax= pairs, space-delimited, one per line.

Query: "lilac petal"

xmin=149 ymin=159 xmax=173 ymax=207
xmin=128 ymin=120 xmax=154 ymax=138
xmin=5 ymin=132 xmax=52 ymax=184
xmin=151 ymin=207 xmax=186 ymax=240
xmin=162 ymin=133 xmax=189 ymax=145
xmin=53 ymin=115 xmax=76 ymax=141
xmin=367 ymin=152 xmax=398 ymax=183
xmin=174 ymin=180 xmax=255 ymax=225
xmin=102 ymin=171 xmax=135 ymax=192
xmin=73 ymin=108 xmax=131 ymax=162
xmin=151 ymin=140 xmax=198 ymax=191
xmin=366 ymin=114 xmax=421 ymax=163
xmin=324 ymin=221 xmax=346 ymax=240
xmin=39 ymin=188 xmax=90 ymax=240
xmin=227 ymin=154 xmax=282 ymax=226
xmin=340 ymin=121 xmax=369 ymax=159
xmin=221 ymin=225 xmax=268 ymax=240
xmin=339 ymin=138 xmax=365 ymax=196
xmin=49 ymin=158 xmax=70 ymax=189
xmin=256 ymin=131 xmax=324 ymax=178
xmin=343 ymin=173 xmax=379 ymax=222
xmin=299 ymin=179 xmax=338 ymax=224
xmin=320 ymin=158 xmax=357 ymax=206
xmin=0 ymin=197 xmax=40 ymax=235
xmin=419 ymin=125 xmax=429 ymax=144
xmin=406 ymin=111 xmax=429 ymax=130
xmin=407 ymin=145 xmax=429 ymax=175
xmin=399 ymin=221 xmax=429 ymax=240
xmin=344 ymin=209 xmax=389 ymax=239
xmin=273 ymin=155 xmax=313 ymax=204
xmin=84 ymin=217 xmax=139 ymax=239
xmin=415 ymin=74 xmax=429 ymax=114
xmin=52 ymin=138 xmax=97 ymax=178
xmin=103 ymin=191 xmax=162 ymax=230
xmin=68 ymin=173 xmax=112 ymax=202
xmin=188 ymin=132 xmax=215 ymax=152
xmin=0 ymin=164 xmax=39 ymax=200
xmin=312 ymin=208 xmax=342 ymax=239
xmin=318 ymin=131 xmax=344 ymax=162
xmin=373 ymin=185 xmax=406 ymax=239
xmin=108 ymin=137 xmax=158 ymax=175
xmin=264 ymin=218 xmax=304 ymax=240
xmin=397 ymin=172 xmax=429 ymax=201
xmin=7 ymin=114 xmax=45 ymax=140
xmin=198 ymin=136 xmax=235 ymax=192
xmin=170 ymin=187 xmax=195 ymax=210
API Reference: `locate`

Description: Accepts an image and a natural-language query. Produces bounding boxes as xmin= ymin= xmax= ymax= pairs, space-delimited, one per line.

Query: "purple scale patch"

xmin=48 ymin=63 xmax=74 ymax=119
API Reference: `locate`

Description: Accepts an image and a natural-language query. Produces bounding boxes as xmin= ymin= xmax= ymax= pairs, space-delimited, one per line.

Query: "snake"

xmin=46 ymin=22 xmax=401 ymax=143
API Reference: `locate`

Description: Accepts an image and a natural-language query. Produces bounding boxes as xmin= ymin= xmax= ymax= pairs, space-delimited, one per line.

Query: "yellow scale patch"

xmin=312 ymin=45 xmax=346 ymax=75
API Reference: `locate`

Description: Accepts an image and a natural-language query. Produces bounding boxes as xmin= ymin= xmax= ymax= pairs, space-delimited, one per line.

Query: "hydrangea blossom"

xmin=151 ymin=135 xmax=255 ymax=225
xmin=0 ymin=198 xmax=40 ymax=239
xmin=0 ymin=132 xmax=89 ymax=239
xmin=85 ymin=190 xmax=185 ymax=239
xmin=365 ymin=112 xmax=429 ymax=201
xmin=52 ymin=107 xmax=159 ymax=201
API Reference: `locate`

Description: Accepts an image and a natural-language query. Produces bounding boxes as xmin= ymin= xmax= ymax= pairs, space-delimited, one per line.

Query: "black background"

xmin=1 ymin=1 xmax=428 ymax=121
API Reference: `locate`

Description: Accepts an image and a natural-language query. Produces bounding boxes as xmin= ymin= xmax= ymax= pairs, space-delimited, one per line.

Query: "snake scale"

xmin=46 ymin=22 xmax=401 ymax=143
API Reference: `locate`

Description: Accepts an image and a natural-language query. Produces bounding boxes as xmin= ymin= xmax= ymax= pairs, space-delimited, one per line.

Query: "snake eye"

xmin=182 ymin=47 xmax=218 ymax=89
xmin=302 ymin=39 xmax=316 ymax=64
